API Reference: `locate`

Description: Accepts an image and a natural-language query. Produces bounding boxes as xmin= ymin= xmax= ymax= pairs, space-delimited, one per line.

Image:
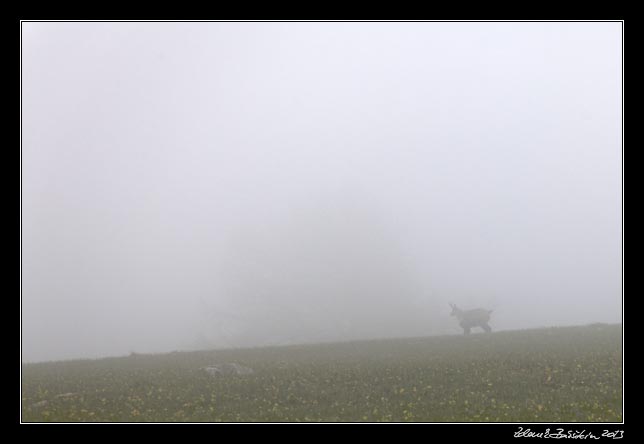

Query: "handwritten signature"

xmin=514 ymin=427 xmax=623 ymax=439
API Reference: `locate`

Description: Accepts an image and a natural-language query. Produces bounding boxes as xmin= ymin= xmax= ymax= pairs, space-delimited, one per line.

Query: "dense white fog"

xmin=21 ymin=22 xmax=622 ymax=362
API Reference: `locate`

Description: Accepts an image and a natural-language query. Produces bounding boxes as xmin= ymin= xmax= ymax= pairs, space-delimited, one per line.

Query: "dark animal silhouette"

xmin=449 ymin=303 xmax=493 ymax=335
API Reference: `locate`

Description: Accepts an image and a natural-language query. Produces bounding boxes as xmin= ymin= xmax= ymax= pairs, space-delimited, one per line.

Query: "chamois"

xmin=449 ymin=303 xmax=493 ymax=335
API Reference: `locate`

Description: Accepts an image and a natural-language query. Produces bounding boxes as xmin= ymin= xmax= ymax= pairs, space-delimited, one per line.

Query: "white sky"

xmin=22 ymin=22 xmax=622 ymax=362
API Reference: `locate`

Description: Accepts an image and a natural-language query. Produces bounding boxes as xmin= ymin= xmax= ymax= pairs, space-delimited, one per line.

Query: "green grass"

xmin=21 ymin=323 xmax=622 ymax=422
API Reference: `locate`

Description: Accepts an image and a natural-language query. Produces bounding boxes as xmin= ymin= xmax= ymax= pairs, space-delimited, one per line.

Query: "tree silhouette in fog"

xmin=207 ymin=197 xmax=437 ymax=348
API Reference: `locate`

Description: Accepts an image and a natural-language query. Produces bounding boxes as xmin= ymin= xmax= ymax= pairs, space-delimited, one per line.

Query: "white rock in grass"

xmin=31 ymin=400 xmax=48 ymax=408
xmin=202 ymin=363 xmax=254 ymax=376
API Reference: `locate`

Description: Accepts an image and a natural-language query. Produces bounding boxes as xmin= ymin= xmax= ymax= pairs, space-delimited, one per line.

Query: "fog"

xmin=21 ymin=22 xmax=622 ymax=363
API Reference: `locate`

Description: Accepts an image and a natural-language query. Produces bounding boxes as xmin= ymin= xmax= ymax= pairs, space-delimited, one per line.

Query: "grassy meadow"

xmin=21 ymin=323 xmax=622 ymax=422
